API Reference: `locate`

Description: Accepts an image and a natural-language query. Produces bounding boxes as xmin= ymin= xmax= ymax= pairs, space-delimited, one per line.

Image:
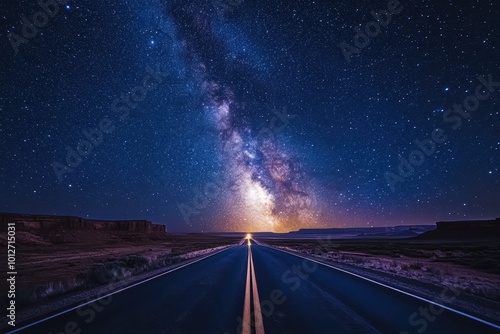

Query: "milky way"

xmin=167 ymin=1 xmax=319 ymax=231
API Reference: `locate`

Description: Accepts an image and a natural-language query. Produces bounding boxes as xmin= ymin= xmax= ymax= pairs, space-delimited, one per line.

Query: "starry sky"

xmin=0 ymin=0 xmax=499 ymax=232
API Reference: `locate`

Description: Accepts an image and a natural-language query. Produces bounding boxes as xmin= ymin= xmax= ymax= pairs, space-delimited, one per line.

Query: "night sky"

xmin=1 ymin=0 xmax=499 ymax=232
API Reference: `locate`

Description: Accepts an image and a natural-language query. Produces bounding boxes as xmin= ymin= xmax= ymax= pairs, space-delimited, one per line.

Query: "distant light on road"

xmin=246 ymin=233 xmax=252 ymax=239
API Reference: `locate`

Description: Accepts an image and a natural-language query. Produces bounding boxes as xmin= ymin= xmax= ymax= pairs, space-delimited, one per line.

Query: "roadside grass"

xmin=17 ymin=254 xmax=183 ymax=306
xmin=267 ymin=240 xmax=500 ymax=275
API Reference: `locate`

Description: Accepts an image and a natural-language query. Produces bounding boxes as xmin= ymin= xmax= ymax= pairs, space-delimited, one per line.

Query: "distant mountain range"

xmin=212 ymin=218 xmax=500 ymax=240
xmin=212 ymin=225 xmax=436 ymax=239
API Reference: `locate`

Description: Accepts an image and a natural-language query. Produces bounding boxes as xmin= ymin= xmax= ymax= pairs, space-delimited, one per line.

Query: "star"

xmin=1 ymin=0 xmax=499 ymax=232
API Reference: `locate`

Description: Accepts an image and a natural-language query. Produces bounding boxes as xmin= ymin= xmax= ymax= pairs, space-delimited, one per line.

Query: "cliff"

xmin=417 ymin=218 xmax=500 ymax=240
xmin=0 ymin=212 xmax=166 ymax=233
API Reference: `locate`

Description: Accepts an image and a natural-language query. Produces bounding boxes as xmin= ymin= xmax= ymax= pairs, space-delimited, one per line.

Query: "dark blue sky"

xmin=1 ymin=0 xmax=499 ymax=232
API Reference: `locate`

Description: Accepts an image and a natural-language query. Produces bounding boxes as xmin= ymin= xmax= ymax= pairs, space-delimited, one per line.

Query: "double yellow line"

xmin=242 ymin=241 xmax=265 ymax=334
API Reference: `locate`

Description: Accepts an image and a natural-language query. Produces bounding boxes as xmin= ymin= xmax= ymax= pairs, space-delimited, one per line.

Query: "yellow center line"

xmin=250 ymin=247 xmax=265 ymax=334
xmin=242 ymin=244 xmax=252 ymax=334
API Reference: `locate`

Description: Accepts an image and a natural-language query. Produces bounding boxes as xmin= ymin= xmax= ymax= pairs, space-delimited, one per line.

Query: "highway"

xmin=9 ymin=238 xmax=500 ymax=334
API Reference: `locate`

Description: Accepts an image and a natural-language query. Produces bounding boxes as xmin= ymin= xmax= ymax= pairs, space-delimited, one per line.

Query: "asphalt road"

xmin=8 ymin=239 xmax=500 ymax=334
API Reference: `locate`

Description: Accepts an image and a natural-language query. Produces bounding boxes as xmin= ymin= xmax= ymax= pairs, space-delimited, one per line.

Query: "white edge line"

xmin=262 ymin=243 xmax=500 ymax=330
xmin=7 ymin=245 xmax=237 ymax=334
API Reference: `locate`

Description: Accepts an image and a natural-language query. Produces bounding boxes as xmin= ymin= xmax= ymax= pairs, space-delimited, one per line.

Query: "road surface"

xmin=8 ymin=239 xmax=500 ymax=334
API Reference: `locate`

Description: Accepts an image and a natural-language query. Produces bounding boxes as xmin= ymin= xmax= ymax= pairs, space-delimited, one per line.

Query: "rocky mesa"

xmin=0 ymin=212 xmax=168 ymax=245
xmin=417 ymin=218 xmax=500 ymax=240
xmin=0 ymin=212 xmax=166 ymax=233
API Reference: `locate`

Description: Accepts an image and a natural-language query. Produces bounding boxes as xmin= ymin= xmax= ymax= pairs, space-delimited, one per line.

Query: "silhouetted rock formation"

xmin=0 ymin=212 xmax=166 ymax=233
xmin=417 ymin=218 xmax=500 ymax=240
